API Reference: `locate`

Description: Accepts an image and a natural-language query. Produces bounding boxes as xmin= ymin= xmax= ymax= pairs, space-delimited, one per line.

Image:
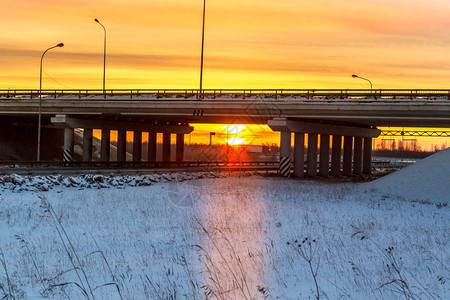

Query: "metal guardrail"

xmin=0 ymin=160 xmax=279 ymax=169
xmin=0 ymin=160 xmax=280 ymax=175
xmin=0 ymin=160 xmax=409 ymax=176
xmin=1 ymin=89 xmax=450 ymax=100
xmin=0 ymin=159 xmax=406 ymax=171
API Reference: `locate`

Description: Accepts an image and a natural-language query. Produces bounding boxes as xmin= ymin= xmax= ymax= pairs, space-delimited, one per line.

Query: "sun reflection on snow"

xmin=197 ymin=179 xmax=268 ymax=298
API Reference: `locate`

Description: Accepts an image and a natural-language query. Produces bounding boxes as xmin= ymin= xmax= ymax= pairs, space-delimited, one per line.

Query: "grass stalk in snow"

xmin=287 ymin=237 xmax=321 ymax=299
xmin=195 ymin=217 xmax=253 ymax=300
xmin=85 ymin=233 xmax=123 ymax=300
xmin=351 ymin=227 xmax=434 ymax=300
xmin=0 ymin=248 xmax=15 ymax=300
xmin=39 ymin=196 xmax=94 ymax=300
xmin=15 ymin=235 xmax=52 ymax=300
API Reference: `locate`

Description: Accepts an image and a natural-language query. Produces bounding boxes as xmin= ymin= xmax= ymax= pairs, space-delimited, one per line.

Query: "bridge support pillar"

xmin=331 ymin=135 xmax=342 ymax=176
xmin=353 ymin=137 xmax=363 ymax=175
xmin=293 ymin=132 xmax=304 ymax=178
xmin=268 ymin=118 xmax=381 ymax=178
xmin=363 ymin=137 xmax=373 ymax=175
xmin=343 ymin=136 xmax=353 ymax=176
xmin=117 ymin=130 xmax=127 ymax=162
xmin=307 ymin=133 xmax=318 ymax=177
xmin=148 ymin=132 xmax=157 ymax=162
xmin=100 ymin=129 xmax=110 ymax=162
xmin=279 ymin=131 xmax=291 ymax=176
xmin=162 ymin=133 xmax=171 ymax=162
xmin=319 ymin=134 xmax=330 ymax=177
xmin=82 ymin=128 xmax=93 ymax=162
xmin=133 ymin=131 xmax=142 ymax=162
xmin=176 ymin=134 xmax=184 ymax=162
xmin=63 ymin=128 xmax=74 ymax=162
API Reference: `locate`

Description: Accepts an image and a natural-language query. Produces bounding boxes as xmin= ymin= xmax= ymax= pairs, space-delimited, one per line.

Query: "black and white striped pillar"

xmin=63 ymin=128 xmax=74 ymax=162
xmin=279 ymin=131 xmax=291 ymax=177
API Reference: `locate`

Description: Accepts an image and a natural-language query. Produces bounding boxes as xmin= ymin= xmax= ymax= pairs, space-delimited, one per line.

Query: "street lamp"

xmin=95 ymin=18 xmax=106 ymax=93
xmin=37 ymin=43 xmax=64 ymax=161
xmin=209 ymin=132 xmax=215 ymax=146
xmin=352 ymin=74 xmax=372 ymax=90
xmin=199 ymin=0 xmax=206 ymax=96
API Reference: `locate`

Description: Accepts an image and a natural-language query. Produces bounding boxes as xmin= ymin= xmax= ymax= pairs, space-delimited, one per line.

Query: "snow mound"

xmin=0 ymin=172 xmax=232 ymax=193
xmin=368 ymin=148 xmax=450 ymax=203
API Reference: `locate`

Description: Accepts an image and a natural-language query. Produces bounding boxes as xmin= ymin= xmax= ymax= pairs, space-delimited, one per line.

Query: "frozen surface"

xmin=0 ymin=152 xmax=448 ymax=299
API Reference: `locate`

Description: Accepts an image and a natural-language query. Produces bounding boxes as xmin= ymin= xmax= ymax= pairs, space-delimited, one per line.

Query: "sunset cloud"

xmin=1 ymin=0 xmax=449 ymax=89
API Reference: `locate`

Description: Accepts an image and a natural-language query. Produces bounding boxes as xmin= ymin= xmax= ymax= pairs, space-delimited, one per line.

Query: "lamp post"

xmin=209 ymin=132 xmax=215 ymax=146
xmin=199 ymin=0 xmax=206 ymax=96
xmin=352 ymin=74 xmax=372 ymax=90
xmin=37 ymin=43 xmax=64 ymax=161
xmin=95 ymin=18 xmax=106 ymax=93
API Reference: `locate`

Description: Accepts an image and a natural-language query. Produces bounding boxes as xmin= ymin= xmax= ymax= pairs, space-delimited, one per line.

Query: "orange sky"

xmin=1 ymin=0 xmax=449 ymax=149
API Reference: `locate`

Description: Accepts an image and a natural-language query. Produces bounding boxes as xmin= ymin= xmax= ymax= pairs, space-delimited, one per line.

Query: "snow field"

xmin=0 ymin=176 xmax=448 ymax=299
xmin=0 ymin=150 xmax=448 ymax=299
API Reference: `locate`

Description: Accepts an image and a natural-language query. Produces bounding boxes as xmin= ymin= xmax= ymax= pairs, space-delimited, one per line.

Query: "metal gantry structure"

xmin=380 ymin=130 xmax=450 ymax=137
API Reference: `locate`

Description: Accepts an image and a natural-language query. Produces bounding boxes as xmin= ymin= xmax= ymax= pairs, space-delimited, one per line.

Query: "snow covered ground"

xmin=0 ymin=151 xmax=448 ymax=299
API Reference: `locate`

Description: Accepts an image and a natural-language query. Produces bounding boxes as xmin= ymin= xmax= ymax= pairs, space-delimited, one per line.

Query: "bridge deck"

xmin=1 ymin=89 xmax=450 ymax=127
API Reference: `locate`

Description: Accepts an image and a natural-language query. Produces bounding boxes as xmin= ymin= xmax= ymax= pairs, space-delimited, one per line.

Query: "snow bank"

xmin=0 ymin=171 xmax=228 ymax=193
xmin=368 ymin=148 xmax=450 ymax=203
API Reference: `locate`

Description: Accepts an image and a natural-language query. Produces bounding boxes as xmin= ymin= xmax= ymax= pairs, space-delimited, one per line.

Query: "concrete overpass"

xmin=1 ymin=89 xmax=449 ymax=177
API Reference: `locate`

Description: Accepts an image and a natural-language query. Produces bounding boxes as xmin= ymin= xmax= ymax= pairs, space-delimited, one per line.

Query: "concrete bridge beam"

xmin=307 ymin=134 xmax=318 ymax=177
xmin=343 ymin=136 xmax=353 ymax=176
xmin=63 ymin=128 xmax=74 ymax=162
xmin=162 ymin=133 xmax=171 ymax=162
xmin=133 ymin=131 xmax=142 ymax=162
xmin=319 ymin=134 xmax=330 ymax=177
xmin=51 ymin=115 xmax=193 ymax=134
xmin=331 ymin=135 xmax=342 ymax=176
xmin=117 ymin=130 xmax=127 ymax=162
xmin=148 ymin=132 xmax=157 ymax=162
xmin=363 ymin=137 xmax=373 ymax=175
xmin=82 ymin=128 xmax=93 ymax=162
xmin=100 ymin=129 xmax=110 ymax=162
xmin=353 ymin=136 xmax=363 ymax=175
xmin=268 ymin=118 xmax=381 ymax=138
xmin=279 ymin=131 xmax=291 ymax=177
xmin=293 ymin=132 xmax=305 ymax=178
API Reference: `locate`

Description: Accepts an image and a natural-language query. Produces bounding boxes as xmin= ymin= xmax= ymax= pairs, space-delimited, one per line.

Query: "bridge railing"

xmin=1 ymin=89 xmax=450 ymax=100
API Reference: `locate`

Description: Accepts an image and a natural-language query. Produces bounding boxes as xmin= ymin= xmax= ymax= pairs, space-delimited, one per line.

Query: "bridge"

xmin=1 ymin=89 xmax=449 ymax=178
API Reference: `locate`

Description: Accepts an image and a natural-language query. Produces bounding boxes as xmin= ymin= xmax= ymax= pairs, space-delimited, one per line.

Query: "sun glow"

xmin=221 ymin=124 xmax=247 ymax=135
xmin=226 ymin=137 xmax=246 ymax=145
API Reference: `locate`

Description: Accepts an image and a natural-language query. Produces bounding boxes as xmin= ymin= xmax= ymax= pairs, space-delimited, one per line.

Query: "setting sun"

xmin=226 ymin=137 xmax=246 ymax=145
